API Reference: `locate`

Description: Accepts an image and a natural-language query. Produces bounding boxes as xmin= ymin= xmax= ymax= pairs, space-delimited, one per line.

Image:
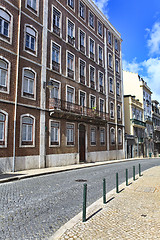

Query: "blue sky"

xmin=93 ymin=0 xmax=160 ymax=102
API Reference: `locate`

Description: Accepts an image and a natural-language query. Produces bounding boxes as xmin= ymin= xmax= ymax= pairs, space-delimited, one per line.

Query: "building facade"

xmin=152 ymin=100 xmax=160 ymax=156
xmin=123 ymin=71 xmax=153 ymax=157
xmin=0 ymin=0 xmax=125 ymax=172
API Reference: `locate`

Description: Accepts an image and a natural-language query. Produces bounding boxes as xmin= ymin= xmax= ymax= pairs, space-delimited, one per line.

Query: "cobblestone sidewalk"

xmin=54 ymin=166 xmax=160 ymax=240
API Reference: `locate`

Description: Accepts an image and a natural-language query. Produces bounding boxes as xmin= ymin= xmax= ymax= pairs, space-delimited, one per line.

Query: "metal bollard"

xmin=103 ymin=178 xmax=106 ymax=204
xmin=116 ymin=173 xmax=119 ymax=193
xmin=133 ymin=166 xmax=135 ymax=181
xmin=82 ymin=183 xmax=87 ymax=222
xmin=126 ymin=169 xmax=128 ymax=186
xmin=139 ymin=163 xmax=141 ymax=176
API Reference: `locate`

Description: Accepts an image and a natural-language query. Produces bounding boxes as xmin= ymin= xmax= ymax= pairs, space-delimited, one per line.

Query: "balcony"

xmin=49 ymin=98 xmax=108 ymax=123
xmin=80 ymin=75 xmax=85 ymax=84
xmin=67 ymin=68 xmax=74 ymax=79
xmin=53 ymin=25 xmax=60 ymax=36
xmin=131 ymin=119 xmax=146 ymax=127
xmin=52 ymin=61 xmax=60 ymax=72
xmin=80 ymin=45 xmax=85 ymax=53
xmin=68 ymin=35 xmax=75 ymax=45
xmin=90 ymin=52 xmax=94 ymax=60
xmin=100 ymin=85 xmax=103 ymax=93
xmin=99 ymin=59 xmax=103 ymax=66
xmin=90 ymin=81 xmax=95 ymax=89
xmin=145 ymin=115 xmax=152 ymax=123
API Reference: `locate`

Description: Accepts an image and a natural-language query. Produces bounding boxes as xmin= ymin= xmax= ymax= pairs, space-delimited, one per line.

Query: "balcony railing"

xmin=80 ymin=75 xmax=85 ymax=84
xmin=80 ymin=45 xmax=85 ymax=53
xmin=53 ymin=25 xmax=60 ymax=36
xmin=100 ymin=85 xmax=103 ymax=93
xmin=49 ymin=98 xmax=108 ymax=121
xmin=67 ymin=68 xmax=74 ymax=79
xmin=90 ymin=52 xmax=94 ymax=60
xmin=90 ymin=81 xmax=95 ymax=89
xmin=99 ymin=59 xmax=103 ymax=66
xmin=52 ymin=61 xmax=60 ymax=72
xmin=131 ymin=119 xmax=146 ymax=127
xmin=68 ymin=35 xmax=74 ymax=45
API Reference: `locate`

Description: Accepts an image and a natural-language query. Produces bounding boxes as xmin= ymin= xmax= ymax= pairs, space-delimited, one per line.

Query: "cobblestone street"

xmin=57 ymin=166 xmax=160 ymax=240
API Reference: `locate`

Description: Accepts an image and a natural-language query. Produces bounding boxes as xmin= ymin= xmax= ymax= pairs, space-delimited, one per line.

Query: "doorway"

xmin=79 ymin=124 xmax=86 ymax=162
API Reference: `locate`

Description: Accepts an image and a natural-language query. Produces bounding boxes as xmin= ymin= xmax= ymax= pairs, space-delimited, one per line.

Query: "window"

xmin=67 ymin=52 xmax=74 ymax=79
xmin=90 ymin=66 xmax=95 ymax=89
xmin=79 ymin=1 xmax=85 ymax=19
xmin=53 ymin=8 xmax=61 ymax=36
xmin=52 ymin=43 xmax=60 ymax=72
xmin=51 ymin=121 xmax=60 ymax=146
xmin=80 ymin=30 xmax=85 ymax=53
xmin=108 ymin=31 xmax=111 ymax=45
xmin=0 ymin=58 xmax=9 ymax=92
xmin=117 ymin=105 xmax=121 ymax=120
xmin=91 ymin=127 xmax=96 ymax=145
xmin=80 ymin=91 xmax=86 ymax=107
xmin=89 ymin=12 xmax=94 ymax=28
xmin=50 ymin=81 xmax=60 ymax=99
xmin=68 ymin=20 xmax=74 ymax=45
xmin=98 ymin=21 xmax=102 ymax=36
xmin=115 ymin=38 xmax=118 ymax=51
xmin=80 ymin=60 xmax=85 ymax=84
xmin=99 ymin=72 xmax=103 ymax=93
xmin=25 ymin=26 xmax=37 ymax=53
xmin=0 ymin=9 xmax=11 ymax=41
xmin=100 ymin=99 xmax=104 ymax=112
xmin=109 ymin=54 xmax=112 ymax=68
xmin=67 ymin=86 xmax=74 ymax=103
xmin=115 ymin=59 xmax=119 ymax=72
xmin=117 ymin=82 xmax=120 ymax=95
xmin=100 ymin=128 xmax=105 ymax=145
xmin=21 ymin=116 xmax=34 ymax=145
xmin=90 ymin=38 xmax=95 ymax=60
xmin=99 ymin=46 xmax=103 ymax=65
xmin=68 ymin=0 xmax=74 ymax=9
xmin=118 ymin=129 xmax=122 ymax=145
xmin=110 ymin=128 xmax=115 ymax=145
xmin=90 ymin=95 xmax=96 ymax=109
xmin=23 ymin=69 xmax=35 ymax=98
xmin=110 ymin=102 xmax=114 ymax=118
xmin=27 ymin=0 xmax=37 ymax=11
xmin=0 ymin=113 xmax=5 ymax=145
xmin=67 ymin=123 xmax=74 ymax=145
xmin=109 ymin=78 xmax=113 ymax=93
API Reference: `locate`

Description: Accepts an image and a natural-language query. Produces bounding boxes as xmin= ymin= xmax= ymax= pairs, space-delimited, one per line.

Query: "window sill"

xmin=0 ymin=33 xmax=10 ymax=41
xmin=25 ymin=46 xmax=36 ymax=54
xmin=27 ymin=4 xmax=37 ymax=14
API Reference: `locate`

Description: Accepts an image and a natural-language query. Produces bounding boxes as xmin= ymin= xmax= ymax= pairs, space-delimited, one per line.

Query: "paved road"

xmin=0 ymin=158 xmax=160 ymax=239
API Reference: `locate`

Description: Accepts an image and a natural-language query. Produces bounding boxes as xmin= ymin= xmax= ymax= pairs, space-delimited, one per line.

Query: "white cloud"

xmin=123 ymin=58 xmax=142 ymax=73
xmin=147 ymin=21 xmax=160 ymax=55
xmin=92 ymin=0 xmax=109 ymax=18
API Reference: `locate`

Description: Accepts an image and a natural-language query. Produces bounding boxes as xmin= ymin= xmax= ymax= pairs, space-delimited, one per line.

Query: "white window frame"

xmin=24 ymin=25 xmax=38 ymax=56
xmin=118 ymin=128 xmax=122 ymax=145
xmin=108 ymin=53 xmax=113 ymax=68
xmin=79 ymin=0 xmax=86 ymax=21
xmin=90 ymin=126 xmax=96 ymax=146
xmin=115 ymin=38 xmax=119 ymax=52
xmin=79 ymin=90 xmax=86 ymax=107
xmin=52 ymin=5 xmax=62 ymax=37
xmin=98 ymin=71 xmax=104 ymax=92
xmin=66 ymin=50 xmax=75 ymax=80
xmin=49 ymin=120 xmax=60 ymax=147
xmin=110 ymin=127 xmax=115 ymax=145
xmin=67 ymin=18 xmax=75 ymax=46
xmin=109 ymin=77 xmax=114 ymax=93
xmin=0 ymin=110 xmax=8 ymax=148
xmin=89 ymin=64 xmax=95 ymax=89
xmin=97 ymin=20 xmax=103 ymax=37
xmin=20 ymin=114 xmax=35 ymax=147
xmin=66 ymin=85 xmax=75 ymax=103
xmin=98 ymin=45 xmax=103 ymax=65
xmin=108 ymin=30 xmax=112 ymax=45
xmin=0 ymin=56 xmax=10 ymax=94
xmin=115 ymin=59 xmax=119 ymax=73
xmin=117 ymin=81 xmax=120 ymax=96
xmin=78 ymin=28 xmax=86 ymax=54
xmin=110 ymin=101 xmax=114 ymax=119
xmin=66 ymin=122 xmax=75 ymax=146
xmin=79 ymin=58 xmax=86 ymax=84
xmin=67 ymin=0 xmax=75 ymax=11
xmin=89 ymin=37 xmax=95 ymax=60
xmin=50 ymin=41 xmax=61 ymax=73
xmin=0 ymin=7 xmax=13 ymax=44
xmin=117 ymin=104 xmax=121 ymax=120
xmin=49 ymin=78 xmax=61 ymax=100
xmin=22 ymin=67 xmax=36 ymax=100
xmin=88 ymin=10 xmax=95 ymax=30
xmin=100 ymin=127 xmax=105 ymax=145
xmin=99 ymin=98 xmax=105 ymax=113
xmin=89 ymin=94 xmax=96 ymax=109
xmin=25 ymin=0 xmax=39 ymax=15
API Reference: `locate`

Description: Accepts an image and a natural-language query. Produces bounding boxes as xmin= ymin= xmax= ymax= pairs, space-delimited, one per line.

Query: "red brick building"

xmin=0 ymin=0 xmax=125 ymax=172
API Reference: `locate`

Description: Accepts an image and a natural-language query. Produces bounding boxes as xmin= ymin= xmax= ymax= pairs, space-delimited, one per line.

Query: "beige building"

xmin=124 ymin=95 xmax=145 ymax=158
xmin=0 ymin=0 xmax=125 ymax=173
xmin=123 ymin=71 xmax=153 ymax=157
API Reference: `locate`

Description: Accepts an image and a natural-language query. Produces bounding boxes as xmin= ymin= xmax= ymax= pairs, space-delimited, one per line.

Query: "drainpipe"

xmin=13 ymin=0 xmax=21 ymax=172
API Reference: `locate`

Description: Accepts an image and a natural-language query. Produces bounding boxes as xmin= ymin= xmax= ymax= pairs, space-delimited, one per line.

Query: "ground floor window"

xmin=67 ymin=123 xmax=74 ymax=145
xmin=110 ymin=127 xmax=115 ymax=145
xmin=91 ymin=127 xmax=96 ymax=145
xmin=51 ymin=121 xmax=60 ymax=146
xmin=21 ymin=115 xmax=34 ymax=145
xmin=100 ymin=128 xmax=105 ymax=145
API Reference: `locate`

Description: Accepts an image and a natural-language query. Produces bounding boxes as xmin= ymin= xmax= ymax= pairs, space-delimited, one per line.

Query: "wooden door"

xmin=79 ymin=124 xmax=85 ymax=162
